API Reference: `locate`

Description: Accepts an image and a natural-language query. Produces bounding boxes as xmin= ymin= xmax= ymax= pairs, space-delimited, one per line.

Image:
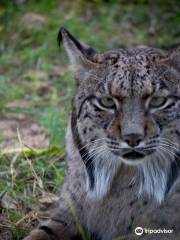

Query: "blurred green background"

xmin=0 ymin=0 xmax=179 ymax=239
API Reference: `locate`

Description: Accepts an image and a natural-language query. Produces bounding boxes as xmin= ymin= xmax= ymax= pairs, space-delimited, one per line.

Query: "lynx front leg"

xmin=23 ymin=219 xmax=79 ymax=240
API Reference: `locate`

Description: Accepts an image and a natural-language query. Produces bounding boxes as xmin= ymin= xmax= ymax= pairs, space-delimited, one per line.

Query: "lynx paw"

xmin=23 ymin=229 xmax=52 ymax=240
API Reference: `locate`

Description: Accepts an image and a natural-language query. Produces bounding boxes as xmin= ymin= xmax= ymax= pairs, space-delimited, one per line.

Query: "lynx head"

xmin=59 ymin=28 xmax=180 ymax=203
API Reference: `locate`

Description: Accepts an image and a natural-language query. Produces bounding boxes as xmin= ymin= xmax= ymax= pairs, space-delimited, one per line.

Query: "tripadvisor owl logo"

xmin=134 ymin=227 xmax=173 ymax=235
xmin=135 ymin=227 xmax=143 ymax=235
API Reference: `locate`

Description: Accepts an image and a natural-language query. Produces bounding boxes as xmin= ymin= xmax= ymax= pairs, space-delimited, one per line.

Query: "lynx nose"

xmin=123 ymin=133 xmax=143 ymax=147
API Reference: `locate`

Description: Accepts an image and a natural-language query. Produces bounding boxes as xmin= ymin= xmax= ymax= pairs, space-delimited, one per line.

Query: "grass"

xmin=0 ymin=0 xmax=180 ymax=239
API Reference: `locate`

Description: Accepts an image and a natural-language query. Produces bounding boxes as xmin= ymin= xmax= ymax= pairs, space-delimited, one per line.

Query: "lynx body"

xmin=24 ymin=28 xmax=180 ymax=240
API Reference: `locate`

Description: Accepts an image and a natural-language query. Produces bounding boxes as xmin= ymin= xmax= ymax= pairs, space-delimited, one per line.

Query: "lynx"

xmin=24 ymin=28 xmax=180 ymax=240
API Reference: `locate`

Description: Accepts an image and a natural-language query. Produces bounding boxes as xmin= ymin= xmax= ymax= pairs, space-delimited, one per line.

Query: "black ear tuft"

xmin=57 ymin=27 xmax=83 ymax=51
xmin=57 ymin=27 xmax=65 ymax=47
xmin=57 ymin=27 xmax=96 ymax=56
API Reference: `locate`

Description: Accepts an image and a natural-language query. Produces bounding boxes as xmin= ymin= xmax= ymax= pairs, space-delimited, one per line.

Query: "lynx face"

xmin=76 ymin=53 xmax=179 ymax=164
xmin=60 ymin=28 xmax=180 ymax=203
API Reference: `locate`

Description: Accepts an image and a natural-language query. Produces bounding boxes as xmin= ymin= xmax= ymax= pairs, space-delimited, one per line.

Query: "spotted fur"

xmin=24 ymin=28 xmax=180 ymax=240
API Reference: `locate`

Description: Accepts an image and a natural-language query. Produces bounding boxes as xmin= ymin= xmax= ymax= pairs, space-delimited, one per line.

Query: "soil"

xmin=0 ymin=113 xmax=49 ymax=150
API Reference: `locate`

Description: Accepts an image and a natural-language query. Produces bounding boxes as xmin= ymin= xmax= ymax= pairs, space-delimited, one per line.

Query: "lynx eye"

xmin=99 ymin=97 xmax=116 ymax=109
xmin=149 ymin=96 xmax=166 ymax=108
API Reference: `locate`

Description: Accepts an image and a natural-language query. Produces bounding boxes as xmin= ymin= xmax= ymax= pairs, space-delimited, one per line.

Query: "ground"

xmin=0 ymin=0 xmax=180 ymax=239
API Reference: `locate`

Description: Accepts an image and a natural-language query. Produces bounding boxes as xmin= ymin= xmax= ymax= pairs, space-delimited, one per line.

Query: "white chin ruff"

xmin=87 ymin=153 xmax=121 ymax=200
xmin=138 ymin=154 xmax=171 ymax=203
xmin=87 ymin=152 xmax=172 ymax=204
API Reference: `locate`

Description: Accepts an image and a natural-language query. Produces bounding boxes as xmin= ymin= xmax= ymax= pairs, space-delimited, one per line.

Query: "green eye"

xmin=149 ymin=96 xmax=166 ymax=108
xmin=99 ymin=97 xmax=116 ymax=108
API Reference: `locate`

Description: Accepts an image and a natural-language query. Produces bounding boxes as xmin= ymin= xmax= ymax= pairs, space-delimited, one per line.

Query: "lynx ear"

xmin=168 ymin=46 xmax=180 ymax=71
xmin=58 ymin=27 xmax=98 ymax=70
